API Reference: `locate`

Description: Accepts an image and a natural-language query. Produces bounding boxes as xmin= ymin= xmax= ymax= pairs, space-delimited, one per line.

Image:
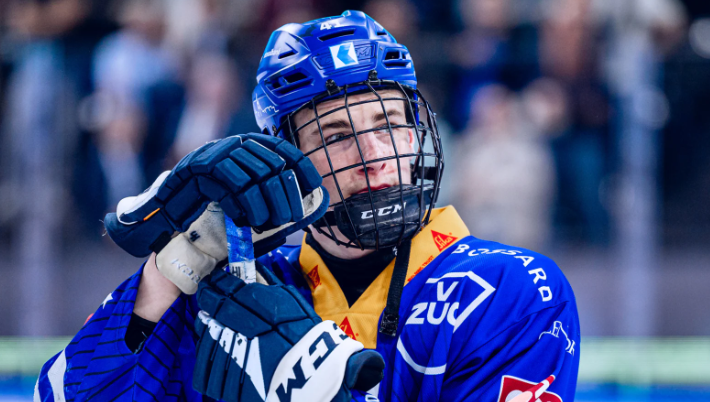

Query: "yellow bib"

xmin=298 ymin=206 xmax=470 ymax=348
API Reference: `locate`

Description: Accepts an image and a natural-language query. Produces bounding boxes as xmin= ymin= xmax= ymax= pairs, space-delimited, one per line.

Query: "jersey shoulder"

xmin=431 ymin=236 xmax=573 ymax=299
xmin=392 ymin=237 xmax=580 ymax=402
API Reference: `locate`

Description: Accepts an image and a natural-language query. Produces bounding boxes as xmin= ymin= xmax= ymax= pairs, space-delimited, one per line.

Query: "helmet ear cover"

xmin=275 ymin=80 xmax=443 ymax=250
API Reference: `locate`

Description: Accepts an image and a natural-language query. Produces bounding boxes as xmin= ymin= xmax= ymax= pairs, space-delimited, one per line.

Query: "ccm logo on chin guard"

xmin=360 ymin=202 xmax=406 ymax=219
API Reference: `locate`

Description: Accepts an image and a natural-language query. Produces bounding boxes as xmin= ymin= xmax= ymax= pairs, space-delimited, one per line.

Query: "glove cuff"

xmin=155 ymin=202 xmax=229 ymax=294
xmin=156 ymin=235 xmax=217 ymax=295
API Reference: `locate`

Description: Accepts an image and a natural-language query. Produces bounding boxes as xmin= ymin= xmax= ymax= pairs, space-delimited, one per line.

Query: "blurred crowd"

xmin=0 ymin=0 xmax=708 ymax=254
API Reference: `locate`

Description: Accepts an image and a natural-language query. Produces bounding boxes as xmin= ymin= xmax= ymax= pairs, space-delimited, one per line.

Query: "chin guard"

xmin=314 ymin=186 xmax=433 ymax=249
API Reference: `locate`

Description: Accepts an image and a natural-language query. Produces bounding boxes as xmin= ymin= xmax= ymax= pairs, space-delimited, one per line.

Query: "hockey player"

xmin=36 ymin=10 xmax=580 ymax=402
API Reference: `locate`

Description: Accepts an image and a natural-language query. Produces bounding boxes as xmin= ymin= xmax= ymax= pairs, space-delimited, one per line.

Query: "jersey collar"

xmin=299 ymin=206 xmax=470 ymax=348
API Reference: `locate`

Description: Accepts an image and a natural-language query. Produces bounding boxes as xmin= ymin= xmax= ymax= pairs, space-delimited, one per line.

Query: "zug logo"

xmin=360 ymin=202 xmax=406 ymax=220
xmin=405 ymin=272 xmax=495 ymax=332
xmin=275 ymin=323 xmax=349 ymax=402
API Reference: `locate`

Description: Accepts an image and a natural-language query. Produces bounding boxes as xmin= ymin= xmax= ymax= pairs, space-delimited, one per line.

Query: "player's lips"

xmin=354 ymin=184 xmax=393 ymax=194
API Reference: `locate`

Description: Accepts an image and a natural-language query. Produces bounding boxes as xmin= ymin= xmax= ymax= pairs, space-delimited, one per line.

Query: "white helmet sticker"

xmin=330 ymin=42 xmax=359 ymax=69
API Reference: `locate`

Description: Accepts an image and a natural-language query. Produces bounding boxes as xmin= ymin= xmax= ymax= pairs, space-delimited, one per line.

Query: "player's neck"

xmin=308 ymin=226 xmax=374 ymax=260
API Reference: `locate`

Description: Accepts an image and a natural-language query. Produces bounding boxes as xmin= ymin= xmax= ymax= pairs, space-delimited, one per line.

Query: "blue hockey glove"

xmin=193 ymin=268 xmax=385 ymax=402
xmin=103 ymin=134 xmax=329 ymax=294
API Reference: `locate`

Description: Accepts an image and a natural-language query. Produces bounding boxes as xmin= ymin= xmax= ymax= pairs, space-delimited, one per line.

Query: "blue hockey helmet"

xmin=253 ymin=10 xmax=418 ymax=136
xmin=252 ymin=10 xmax=443 ymax=251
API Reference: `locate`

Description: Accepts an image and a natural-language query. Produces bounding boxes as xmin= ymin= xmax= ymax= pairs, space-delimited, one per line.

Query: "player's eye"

xmin=325 ymin=132 xmax=351 ymax=145
xmin=373 ymin=125 xmax=391 ymax=134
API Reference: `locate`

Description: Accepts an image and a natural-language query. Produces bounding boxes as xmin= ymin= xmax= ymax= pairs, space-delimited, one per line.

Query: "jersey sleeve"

xmin=34 ymin=265 xmax=203 ymax=402
xmin=441 ymin=300 xmax=579 ymax=402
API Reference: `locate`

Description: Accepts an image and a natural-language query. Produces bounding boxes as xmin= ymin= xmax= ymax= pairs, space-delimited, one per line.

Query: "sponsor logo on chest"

xmin=405 ymin=271 xmax=495 ymax=331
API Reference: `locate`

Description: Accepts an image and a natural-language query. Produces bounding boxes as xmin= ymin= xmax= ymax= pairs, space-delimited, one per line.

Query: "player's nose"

xmin=356 ymin=131 xmax=390 ymax=174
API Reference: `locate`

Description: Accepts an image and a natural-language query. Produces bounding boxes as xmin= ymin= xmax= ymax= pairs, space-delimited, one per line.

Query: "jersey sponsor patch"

xmin=339 ymin=316 xmax=357 ymax=340
xmin=405 ymin=271 xmax=495 ymax=331
xmin=498 ymin=375 xmax=562 ymax=402
xmin=431 ymin=230 xmax=457 ymax=252
xmin=307 ymin=265 xmax=322 ymax=289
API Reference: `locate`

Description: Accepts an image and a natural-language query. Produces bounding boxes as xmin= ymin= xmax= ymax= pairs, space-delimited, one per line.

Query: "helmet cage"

xmin=275 ymin=77 xmax=444 ymax=250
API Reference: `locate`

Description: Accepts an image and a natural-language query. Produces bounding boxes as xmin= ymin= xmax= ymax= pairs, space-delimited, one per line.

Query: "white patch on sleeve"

xmin=47 ymin=349 xmax=67 ymax=401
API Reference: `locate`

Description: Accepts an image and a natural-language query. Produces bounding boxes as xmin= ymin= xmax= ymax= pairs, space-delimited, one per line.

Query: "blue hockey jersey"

xmin=36 ymin=206 xmax=580 ymax=402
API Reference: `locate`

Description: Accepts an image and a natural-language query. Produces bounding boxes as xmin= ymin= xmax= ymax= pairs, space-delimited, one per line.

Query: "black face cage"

xmin=275 ymin=75 xmax=444 ymax=250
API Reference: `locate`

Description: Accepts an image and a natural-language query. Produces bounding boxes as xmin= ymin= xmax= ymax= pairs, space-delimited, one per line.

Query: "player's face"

xmin=294 ymin=89 xmax=415 ymax=206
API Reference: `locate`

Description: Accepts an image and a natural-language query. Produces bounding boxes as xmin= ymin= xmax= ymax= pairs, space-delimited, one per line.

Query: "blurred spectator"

xmin=521 ymin=77 xmax=571 ymax=138
xmin=538 ymin=0 xmax=611 ymax=245
xmin=162 ymin=0 xmax=267 ymax=58
xmin=1 ymin=0 xmax=118 ymax=335
xmin=90 ymin=0 xmax=179 ymax=207
xmin=363 ymin=0 xmax=418 ymax=41
xmin=663 ymin=11 xmax=709 ymax=245
xmin=447 ymin=0 xmax=539 ymax=131
xmin=5 ymin=0 xmax=89 ymax=38
xmin=265 ymin=0 xmax=319 ymax=32
xmin=168 ymin=51 xmax=245 ymax=164
xmin=363 ymin=0 xmax=452 ymax=115
xmin=450 ymin=84 xmax=556 ymax=251
xmin=2 ymin=0 xmax=117 ymax=236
